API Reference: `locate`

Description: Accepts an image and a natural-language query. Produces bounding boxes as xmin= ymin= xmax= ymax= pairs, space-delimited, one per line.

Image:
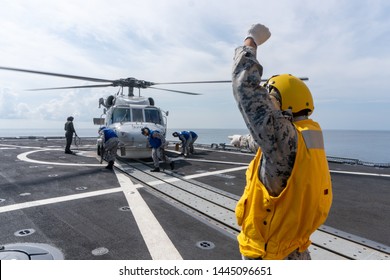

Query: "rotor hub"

xmin=112 ymin=78 xmax=154 ymax=89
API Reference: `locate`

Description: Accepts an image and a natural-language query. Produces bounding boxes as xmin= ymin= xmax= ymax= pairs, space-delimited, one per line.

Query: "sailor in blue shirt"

xmin=98 ymin=127 xmax=120 ymax=170
xmin=172 ymin=130 xmax=198 ymax=157
xmin=141 ymin=127 xmax=174 ymax=172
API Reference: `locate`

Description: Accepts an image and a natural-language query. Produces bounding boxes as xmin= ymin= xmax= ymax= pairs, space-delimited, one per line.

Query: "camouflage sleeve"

xmin=232 ymin=46 xmax=297 ymax=195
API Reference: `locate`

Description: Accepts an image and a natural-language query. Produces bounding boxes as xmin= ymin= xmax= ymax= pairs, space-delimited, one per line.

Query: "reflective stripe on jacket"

xmin=235 ymin=119 xmax=332 ymax=259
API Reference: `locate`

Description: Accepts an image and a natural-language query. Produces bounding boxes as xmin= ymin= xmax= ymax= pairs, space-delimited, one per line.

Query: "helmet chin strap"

xmin=293 ymin=115 xmax=309 ymax=122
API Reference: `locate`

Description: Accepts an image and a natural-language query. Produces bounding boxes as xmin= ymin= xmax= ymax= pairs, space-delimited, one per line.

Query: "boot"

xmin=170 ymin=161 xmax=175 ymax=170
xmin=105 ymin=161 xmax=114 ymax=170
xmin=151 ymin=167 xmax=160 ymax=172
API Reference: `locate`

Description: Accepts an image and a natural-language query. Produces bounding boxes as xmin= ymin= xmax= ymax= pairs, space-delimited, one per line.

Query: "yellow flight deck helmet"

xmin=265 ymin=74 xmax=314 ymax=115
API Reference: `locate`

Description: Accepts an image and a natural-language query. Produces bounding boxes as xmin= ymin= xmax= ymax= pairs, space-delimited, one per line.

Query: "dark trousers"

xmin=65 ymin=133 xmax=73 ymax=152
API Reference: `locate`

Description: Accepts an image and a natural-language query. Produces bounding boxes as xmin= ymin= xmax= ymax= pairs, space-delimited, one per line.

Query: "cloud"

xmin=0 ymin=88 xmax=19 ymax=118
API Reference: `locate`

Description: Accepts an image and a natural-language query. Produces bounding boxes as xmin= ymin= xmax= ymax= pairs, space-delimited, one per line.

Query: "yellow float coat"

xmin=235 ymin=119 xmax=332 ymax=259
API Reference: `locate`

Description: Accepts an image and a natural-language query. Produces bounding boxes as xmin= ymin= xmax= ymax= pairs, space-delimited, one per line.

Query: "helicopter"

xmin=0 ymin=66 xmax=308 ymax=159
xmin=0 ymin=66 xmax=231 ymax=158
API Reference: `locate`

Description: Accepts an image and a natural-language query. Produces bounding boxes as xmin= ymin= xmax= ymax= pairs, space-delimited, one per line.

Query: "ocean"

xmin=0 ymin=128 xmax=389 ymax=164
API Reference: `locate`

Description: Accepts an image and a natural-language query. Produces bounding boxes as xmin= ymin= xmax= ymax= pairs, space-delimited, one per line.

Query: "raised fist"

xmin=246 ymin=23 xmax=271 ymax=46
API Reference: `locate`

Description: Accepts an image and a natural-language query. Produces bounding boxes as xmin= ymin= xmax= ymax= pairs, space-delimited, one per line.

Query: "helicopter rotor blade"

xmin=0 ymin=65 xmax=309 ymax=93
xmin=152 ymin=77 xmax=308 ymax=85
xmin=260 ymin=77 xmax=309 ymax=82
xmin=153 ymin=80 xmax=232 ymax=85
xmin=0 ymin=66 xmax=113 ymax=83
xmin=148 ymin=86 xmax=202 ymax=95
xmin=26 ymin=84 xmax=114 ymax=91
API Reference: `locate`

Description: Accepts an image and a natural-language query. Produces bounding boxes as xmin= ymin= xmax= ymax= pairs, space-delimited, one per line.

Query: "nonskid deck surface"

xmin=0 ymin=137 xmax=388 ymax=260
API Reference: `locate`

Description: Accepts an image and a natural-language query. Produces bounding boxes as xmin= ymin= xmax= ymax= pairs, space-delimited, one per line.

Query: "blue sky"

xmin=0 ymin=0 xmax=389 ymax=131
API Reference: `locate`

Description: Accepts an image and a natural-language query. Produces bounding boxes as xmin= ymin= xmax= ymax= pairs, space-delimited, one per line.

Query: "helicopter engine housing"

xmin=105 ymin=95 xmax=115 ymax=107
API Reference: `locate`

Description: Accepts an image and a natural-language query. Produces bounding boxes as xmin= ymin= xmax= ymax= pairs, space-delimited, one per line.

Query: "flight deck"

xmin=0 ymin=137 xmax=389 ymax=260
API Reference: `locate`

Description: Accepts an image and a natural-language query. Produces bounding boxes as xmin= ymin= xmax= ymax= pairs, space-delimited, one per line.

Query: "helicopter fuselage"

xmin=96 ymin=96 xmax=167 ymax=159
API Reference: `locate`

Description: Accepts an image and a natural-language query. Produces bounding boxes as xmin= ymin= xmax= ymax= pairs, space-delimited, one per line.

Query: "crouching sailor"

xmin=141 ymin=127 xmax=174 ymax=172
xmin=173 ymin=130 xmax=198 ymax=156
xmin=99 ymin=127 xmax=120 ymax=170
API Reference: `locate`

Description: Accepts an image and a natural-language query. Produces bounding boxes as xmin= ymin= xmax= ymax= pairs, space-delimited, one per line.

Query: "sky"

xmin=0 ymin=0 xmax=389 ymax=132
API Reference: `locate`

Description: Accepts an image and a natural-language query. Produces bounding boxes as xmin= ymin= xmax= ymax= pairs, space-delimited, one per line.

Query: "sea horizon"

xmin=1 ymin=127 xmax=389 ymax=164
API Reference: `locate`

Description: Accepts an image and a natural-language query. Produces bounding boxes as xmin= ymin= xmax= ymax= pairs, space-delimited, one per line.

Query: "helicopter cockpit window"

xmin=112 ymin=108 xmax=131 ymax=123
xmin=145 ymin=108 xmax=163 ymax=124
xmin=132 ymin=108 xmax=144 ymax=123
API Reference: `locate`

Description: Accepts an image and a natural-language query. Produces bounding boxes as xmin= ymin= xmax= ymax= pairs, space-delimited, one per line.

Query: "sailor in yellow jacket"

xmin=232 ymin=23 xmax=332 ymax=260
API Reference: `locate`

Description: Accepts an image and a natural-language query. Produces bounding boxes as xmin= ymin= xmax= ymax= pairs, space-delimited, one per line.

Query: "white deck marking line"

xmin=17 ymin=149 xmax=102 ymax=167
xmin=169 ymin=146 xmax=255 ymax=157
xmin=114 ymin=166 xmax=182 ymax=260
xmin=173 ymin=148 xmax=390 ymax=177
xmin=184 ymin=166 xmax=248 ymax=179
xmin=10 ymin=144 xmax=390 ymax=177
xmin=179 ymin=158 xmax=390 ymax=179
xmin=0 ymin=188 xmax=122 ymax=214
xmin=144 ymin=166 xmax=249 ymax=187
xmin=0 ymin=143 xmax=53 ymax=150
xmin=182 ymin=158 xmax=249 ymax=166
